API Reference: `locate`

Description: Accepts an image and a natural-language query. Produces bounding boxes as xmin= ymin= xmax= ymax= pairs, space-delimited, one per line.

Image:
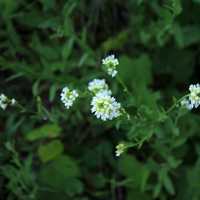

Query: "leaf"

xmin=118 ymin=155 xmax=150 ymax=191
xmin=38 ymin=140 xmax=64 ymax=163
xmin=49 ymin=84 xmax=58 ymax=102
xmin=119 ymin=55 xmax=152 ymax=88
xmin=171 ymin=0 xmax=182 ymax=15
xmin=26 ymin=124 xmax=61 ymax=141
xmin=62 ymin=37 xmax=75 ymax=60
xmin=39 ymin=155 xmax=82 ymax=196
xmin=177 ymin=159 xmax=200 ymax=200
xmin=101 ymin=30 xmax=130 ymax=51
xmin=163 ymin=173 xmax=175 ymax=195
xmin=39 ymin=0 xmax=55 ymax=11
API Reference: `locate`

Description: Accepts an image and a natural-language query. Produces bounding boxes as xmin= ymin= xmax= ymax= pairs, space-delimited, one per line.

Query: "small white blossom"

xmin=60 ymin=87 xmax=79 ymax=109
xmin=102 ymin=55 xmax=119 ymax=77
xmin=0 ymin=94 xmax=8 ymax=110
xmin=181 ymin=99 xmax=193 ymax=110
xmin=91 ymin=91 xmax=121 ymax=121
xmin=115 ymin=143 xmax=126 ymax=157
xmin=88 ymin=79 xmax=111 ymax=95
xmin=188 ymin=84 xmax=200 ymax=108
xmin=181 ymin=84 xmax=200 ymax=110
xmin=0 ymin=94 xmax=16 ymax=110
xmin=11 ymin=98 xmax=16 ymax=106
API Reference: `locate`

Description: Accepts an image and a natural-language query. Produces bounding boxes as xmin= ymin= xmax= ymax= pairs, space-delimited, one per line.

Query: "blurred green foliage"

xmin=0 ymin=0 xmax=200 ymax=199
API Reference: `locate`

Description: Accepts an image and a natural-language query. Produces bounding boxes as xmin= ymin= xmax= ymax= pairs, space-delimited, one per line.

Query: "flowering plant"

xmin=1 ymin=0 xmax=200 ymax=199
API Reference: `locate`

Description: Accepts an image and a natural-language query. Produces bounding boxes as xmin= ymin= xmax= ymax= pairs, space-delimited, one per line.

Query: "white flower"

xmin=181 ymin=99 xmax=193 ymax=110
xmin=60 ymin=87 xmax=79 ymax=109
xmin=88 ymin=79 xmax=111 ymax=94
xmin=115 ymin=143 xmax=126 ymax=157
xmin=0 ymin=94 xmax=8 ymax=110
xmin=0 ymin=94 xmax=16 ymax=110
xmin=188 ymin=84 xmax=200 ymax=108
xmin=181 ymin=84 xmax=200 ymax=110
xmin=91 ymin=91 xmax=121 ymax=121
xmin=11 ymin=98 xmax=16 ymax=106
xmin=102 ymin=54 xmax=119 ymax=77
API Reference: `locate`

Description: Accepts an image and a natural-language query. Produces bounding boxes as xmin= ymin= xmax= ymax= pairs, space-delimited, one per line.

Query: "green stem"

xmin=16 ymin=102 xmax=38 ymax=115
xmin=116 ymin=76 xmax=132 ymax=97
xmin=166 ymin=94 xmax=189 ymax=114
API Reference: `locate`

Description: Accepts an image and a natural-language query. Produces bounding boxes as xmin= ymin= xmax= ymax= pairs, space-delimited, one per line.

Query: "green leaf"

xmin=118 ymin=155 xmax=150 ymax=191
xmin=177 ymin=159 xmax=200 ymax=200
xmin=39 ymin=0 xmax=55 ymax=11
xmin=119 ymin=55 xmax=152 ymax=88
xmin=163 ymin=173 xmax=175 ymax=195
xmin=26 ymin=124 xmax=61 ymax=141
xmin=49 ymin=84 xmax=58 ymax=102
xmin=62 ymin=37 xmax=75 ymax=60
xmin=38 ymin=140 xmax=64 ymax=163
xmin=101 ymin=30 xmax=130 ymax=51
xmin=39 ymin=155 xmax=82 ymax=196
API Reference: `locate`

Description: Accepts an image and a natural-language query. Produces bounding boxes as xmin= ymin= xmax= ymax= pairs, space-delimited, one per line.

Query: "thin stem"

xmin=116 ymin=76 xmax=132 ymax=97
xmin=16 ymin=102 xmax=38 ymax=115
xmin=166 ymin=94 xmax=189 ymax=114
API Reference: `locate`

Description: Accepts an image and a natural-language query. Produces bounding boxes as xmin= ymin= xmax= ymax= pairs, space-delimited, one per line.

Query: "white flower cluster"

xmin=0 ymin=94 xmax=16 ymax=110
xmin=91 ymin=91 xmax=121 ymax=121
xmin=88 ymin=79 xmax=111 ymax=95
xmin=60 ymin=87 xmax=79 ymax=109
xmin=115 ymin=143 xmax=126 ymax=157
xmin=88 ymin=78 xmax=121 ymax=121
xmin=181 ymin=84 xmax=200 ymax=110
xmin=61 ymin=55 xmax=122 ymax=120
xmin=102 ymin=55 xmax=119 ymax=77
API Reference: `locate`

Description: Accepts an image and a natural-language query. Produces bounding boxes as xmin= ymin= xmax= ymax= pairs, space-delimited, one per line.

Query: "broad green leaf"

xmin=119 ymin=55 xmax=152 ymax=88
xmin=26 ymin=124 xmax=61 ymax=141
xmin=39 ymin=155 xmax=82 ymax=196
xmin=38 ymin=140 xmax=64 ymax=163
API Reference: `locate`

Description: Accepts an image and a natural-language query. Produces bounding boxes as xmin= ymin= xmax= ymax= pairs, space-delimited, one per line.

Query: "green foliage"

xmin=118 ymin=155 xmax=150 ymax=191
xmin=0 ymin=0 xmax=200 ymax=199
xmin=26 ymin=124 xmax=61 ymax=141
xmin=38 ymin=140 xmax=64 ymax=163
xmin=38 ymin=155 xmax=83 ymax=198
xmin=0 ymin=143 xmax=37 ymax=199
